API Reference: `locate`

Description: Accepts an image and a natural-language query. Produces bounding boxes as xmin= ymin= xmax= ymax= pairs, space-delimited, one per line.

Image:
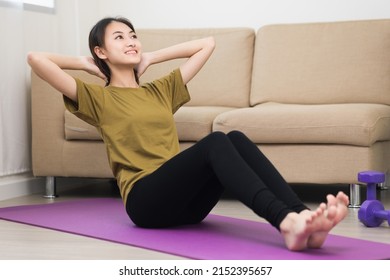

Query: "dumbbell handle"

xmin=373 ymin=209 xmax=390 ymax=220
xmin=366 ymin=183 xmax=377 ymax=200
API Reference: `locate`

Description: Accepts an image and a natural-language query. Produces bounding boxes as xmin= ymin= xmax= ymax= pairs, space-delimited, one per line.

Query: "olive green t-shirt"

xmin=64 ymin=69 xmax=190 ymax=205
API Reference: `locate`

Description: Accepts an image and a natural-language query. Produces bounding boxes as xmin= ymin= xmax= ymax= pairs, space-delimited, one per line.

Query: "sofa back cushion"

xmin=137 ymin=28 xmax=255 ymax=107
xmin=250 ymin=19 xmax=390 ymax=106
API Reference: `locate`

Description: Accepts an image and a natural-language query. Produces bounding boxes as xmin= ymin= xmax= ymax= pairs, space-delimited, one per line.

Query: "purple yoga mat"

xmin=0 ymin=198 xmax=389 ymax=260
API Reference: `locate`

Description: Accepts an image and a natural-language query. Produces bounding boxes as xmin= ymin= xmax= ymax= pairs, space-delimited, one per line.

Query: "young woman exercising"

xmin=27 ymin=17 xmax=349 ymax=251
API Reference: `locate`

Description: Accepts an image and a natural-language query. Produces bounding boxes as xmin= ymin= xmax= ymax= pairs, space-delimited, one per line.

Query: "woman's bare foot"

xmin=280 ymin=204 xmax=335 ymax=251
xmin=307 ymin=192 xmax=349 ymax=249
xmin=328 ymin=191 xmax=349 ymax=224
xmin=280 ymin=191 xmax=349 ymax=251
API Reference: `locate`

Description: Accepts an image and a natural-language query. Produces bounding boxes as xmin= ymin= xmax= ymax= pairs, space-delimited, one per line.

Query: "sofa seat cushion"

xmin=213 ymin=102 xmax=390 ymax=146
xmin=174 ymin=106 xmax=235 ymax=141
xmin=65 ymin=106 xmax=235 ymax=142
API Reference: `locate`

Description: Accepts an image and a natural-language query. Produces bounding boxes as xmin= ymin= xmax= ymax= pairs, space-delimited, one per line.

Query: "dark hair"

xmin=88 ymin=17 xmax=139 ymax=86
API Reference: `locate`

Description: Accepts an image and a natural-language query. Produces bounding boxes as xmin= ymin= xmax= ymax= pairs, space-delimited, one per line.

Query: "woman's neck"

xmin=109 ymin=66 xmax=139 ymax=88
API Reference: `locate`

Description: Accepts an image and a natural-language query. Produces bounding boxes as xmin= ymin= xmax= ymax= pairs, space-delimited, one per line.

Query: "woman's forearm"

xmin=27 ymin=52 xmax=97 ymax=76
xmin=143 ymin=37 xmax=215 ymax=84
xmin=147 ymin=37 xmax=215 ymax=64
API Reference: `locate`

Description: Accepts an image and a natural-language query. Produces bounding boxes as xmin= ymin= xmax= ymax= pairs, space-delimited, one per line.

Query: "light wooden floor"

xmin=0 ymin=179 xmax=389 ymax=260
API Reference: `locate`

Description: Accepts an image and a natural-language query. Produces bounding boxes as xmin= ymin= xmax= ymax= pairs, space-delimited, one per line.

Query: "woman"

xmin=28 ymin=17 xmax=349 ymax=251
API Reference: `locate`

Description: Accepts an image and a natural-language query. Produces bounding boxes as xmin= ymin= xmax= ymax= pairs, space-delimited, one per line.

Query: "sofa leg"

xmin=43 ymin=176 xmax=57 ymax=199
xmin=377 ymin=182 xmax=388 ymax=190
xmin=348 ymin=183 xmax=361 ymax=208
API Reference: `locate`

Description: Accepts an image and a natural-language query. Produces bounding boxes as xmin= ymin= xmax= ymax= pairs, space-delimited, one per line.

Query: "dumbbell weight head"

xmin=358 ymin=171 xmax=385 ymax=184
xmin=358 ymin=200 xmax=385 ymax=227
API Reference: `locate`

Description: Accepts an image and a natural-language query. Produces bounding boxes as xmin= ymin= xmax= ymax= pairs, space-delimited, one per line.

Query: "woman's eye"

xmin=115 ymin=35 xmax=123 ymax=40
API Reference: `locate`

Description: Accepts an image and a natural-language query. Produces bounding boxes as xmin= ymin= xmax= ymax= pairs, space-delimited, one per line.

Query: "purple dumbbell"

xmin=357 ymin=171 xmax=390 ymax=227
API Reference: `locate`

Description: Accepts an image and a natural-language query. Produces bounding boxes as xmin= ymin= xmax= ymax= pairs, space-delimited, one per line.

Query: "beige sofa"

xmin=31 ymin=19 xmax=390 ymax=203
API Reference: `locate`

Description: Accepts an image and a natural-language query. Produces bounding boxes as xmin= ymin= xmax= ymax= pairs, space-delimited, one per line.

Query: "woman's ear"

xmin=94 ymin=46 xmax=107 ymax=59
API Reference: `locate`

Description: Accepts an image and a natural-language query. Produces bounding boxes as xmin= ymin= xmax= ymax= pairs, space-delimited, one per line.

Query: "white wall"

xmin=96 ymin=0 xmax=390 ymax=28
xmin=0 ymin=7 xmax=58 ymax=168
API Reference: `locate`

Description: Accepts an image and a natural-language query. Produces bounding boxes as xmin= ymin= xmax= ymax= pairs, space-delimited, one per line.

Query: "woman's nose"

xmin=127 ymin=39 xmax=136 ymax=48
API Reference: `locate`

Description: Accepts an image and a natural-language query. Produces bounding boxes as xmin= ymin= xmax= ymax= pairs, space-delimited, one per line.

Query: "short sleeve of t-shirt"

xmin=146 ymin=69 xmax=190 ymax=114
xmin=63 ymin=79 xmax=105 ymax=127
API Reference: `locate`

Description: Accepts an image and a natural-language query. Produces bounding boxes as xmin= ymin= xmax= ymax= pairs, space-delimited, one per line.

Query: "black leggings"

xmin=126 ymin=131 xmax=308 ymax=230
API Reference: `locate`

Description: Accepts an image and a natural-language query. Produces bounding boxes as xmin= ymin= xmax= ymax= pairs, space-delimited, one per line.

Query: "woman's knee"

xmin=227 ymin=130 xmax=244 ymax=138
xmin=210 ymin=131 xmax=228 ymax=138
xmin=227 ymin=130 xmax=250 ymax=143
xmin=202 ymin=131 xmax=229 ymax=145
xmin=205 ymin=131 xmax=251 ymax=150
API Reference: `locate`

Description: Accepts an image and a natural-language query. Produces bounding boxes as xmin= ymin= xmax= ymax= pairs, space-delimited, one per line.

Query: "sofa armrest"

xmin=31 ymin=70 xmax=67 ymax=176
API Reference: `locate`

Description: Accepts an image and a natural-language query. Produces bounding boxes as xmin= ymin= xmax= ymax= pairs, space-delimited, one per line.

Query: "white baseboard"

xmin=0 ymin=174 xmax=113 ymax=201
xmin=0 ymin=174 xmax=45 ymax=201
xmin=0 ymin=173 xmax=109 ymax=201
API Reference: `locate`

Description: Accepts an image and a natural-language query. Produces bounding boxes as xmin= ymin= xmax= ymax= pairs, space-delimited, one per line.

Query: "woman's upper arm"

xmin=27 ymin=52 xmax=78 ymax=102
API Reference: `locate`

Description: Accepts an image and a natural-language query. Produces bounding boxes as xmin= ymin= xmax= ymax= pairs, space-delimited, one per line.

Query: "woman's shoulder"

xmin=142 ymin=68 xmax=182 ymax=87
xmin=74 ymin=77 xmax=106 ymax=94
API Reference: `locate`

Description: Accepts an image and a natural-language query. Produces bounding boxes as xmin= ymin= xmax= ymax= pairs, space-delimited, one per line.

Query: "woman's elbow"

xmin=206 ymin=36 xmax=216 ymax=51
xmin=27 ymin=52 xmax=42 ymax=68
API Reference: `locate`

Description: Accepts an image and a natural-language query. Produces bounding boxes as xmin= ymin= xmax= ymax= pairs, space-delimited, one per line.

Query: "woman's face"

xmin=95 ymin=21 xmax=142 ymax=67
